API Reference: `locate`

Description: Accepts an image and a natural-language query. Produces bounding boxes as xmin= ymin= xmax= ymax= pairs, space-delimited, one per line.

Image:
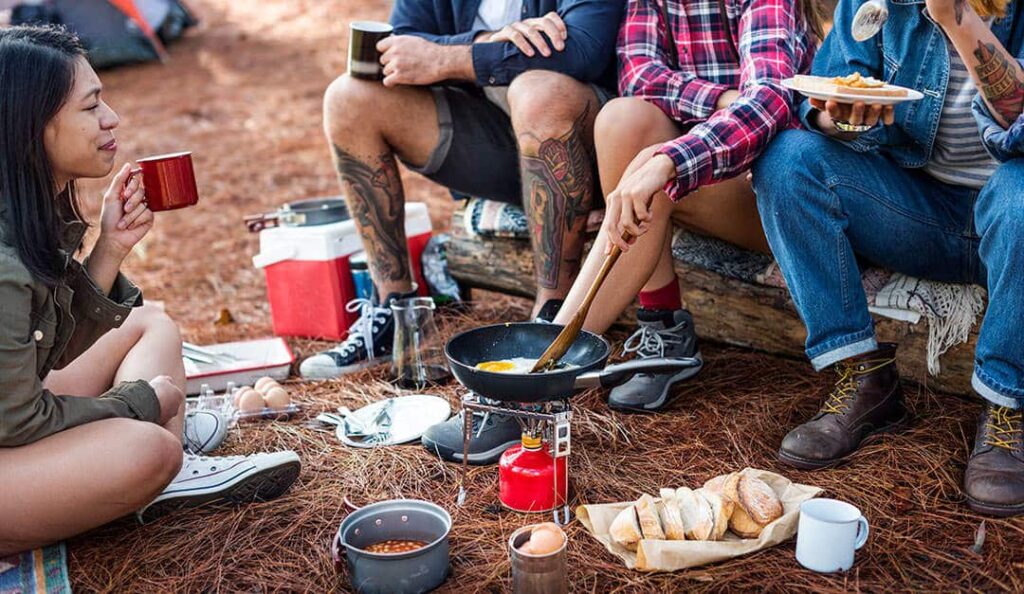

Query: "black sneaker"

xmin=299 ymin=292 xmax=411 ymax=380
xmin=421 ymin=409 xmax=521 ymax=465
xmin=607 ymin=308 xmax=704 ymax=412
xmin=534 ymin=299 xmax=564 ymax=323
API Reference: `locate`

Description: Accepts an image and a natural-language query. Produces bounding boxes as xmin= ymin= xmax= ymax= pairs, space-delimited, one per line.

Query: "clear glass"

xmin=390 ymin=297 xmax=450 ymax=388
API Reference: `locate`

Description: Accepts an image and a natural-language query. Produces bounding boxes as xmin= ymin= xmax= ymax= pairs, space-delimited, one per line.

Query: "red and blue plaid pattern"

xmin=618 ymin=0 xmax=815 ymax=199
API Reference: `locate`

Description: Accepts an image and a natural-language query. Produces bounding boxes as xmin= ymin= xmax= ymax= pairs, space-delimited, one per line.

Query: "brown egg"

xmin=254 ymin=376 xmax=280 ymax=394
xmin=526 ymin=525 xmax=564 ymax=556
xmin=263 ymin=386 xmax=291 ymax=409
xmin=232 ymin=386 xmax=254 ymax=407
xmin=238 ymin=390 xmax=266 ymax=413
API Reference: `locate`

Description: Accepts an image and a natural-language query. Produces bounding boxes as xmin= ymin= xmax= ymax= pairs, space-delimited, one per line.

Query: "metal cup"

xmin=348 ymin=21 xmax=393 ymax=81
xmin=508 ymin=525 xmax=568 ymax=594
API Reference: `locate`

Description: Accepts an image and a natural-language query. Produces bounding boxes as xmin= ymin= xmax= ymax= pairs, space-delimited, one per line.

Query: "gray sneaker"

xmin=421 ymin=409 xmax=521 ymax=465
xmin=183 ymin=410 xmax=228 ymax=454
xmin=608 ymin=308 xmax=703 ymax=412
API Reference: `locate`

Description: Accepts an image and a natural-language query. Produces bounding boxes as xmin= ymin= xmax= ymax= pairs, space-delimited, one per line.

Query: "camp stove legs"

xmin=455 ymin=394 xmax=572 ymax=525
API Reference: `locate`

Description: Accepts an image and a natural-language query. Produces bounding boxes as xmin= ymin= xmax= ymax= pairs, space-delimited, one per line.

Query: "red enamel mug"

xmin=127 ymin=151 xmax=200 ymax=212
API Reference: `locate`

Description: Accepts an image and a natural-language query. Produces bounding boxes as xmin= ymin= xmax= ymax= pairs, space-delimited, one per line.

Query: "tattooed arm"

xmin=929 ymin=0 xmax=1024 ymax=128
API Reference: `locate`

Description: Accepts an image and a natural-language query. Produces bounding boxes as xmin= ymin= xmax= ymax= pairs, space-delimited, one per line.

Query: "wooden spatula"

xmin=531 ymin=232 xmax=632 ymax=373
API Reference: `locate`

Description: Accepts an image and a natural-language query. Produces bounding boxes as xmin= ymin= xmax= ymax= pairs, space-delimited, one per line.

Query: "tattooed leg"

xmin=510 ymin=77 xmax=600 ymax=315
xmin=332 ymin=145 xmax=412 ymax=295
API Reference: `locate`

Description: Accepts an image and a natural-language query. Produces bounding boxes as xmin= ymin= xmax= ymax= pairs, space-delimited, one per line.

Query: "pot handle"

xmin=244 ymin=213 xmax=280 ymax=233
xmin=573 ymin=357 xmax=703 ymax=390
xmin=332 ymin=497 xmax=364 ymax=570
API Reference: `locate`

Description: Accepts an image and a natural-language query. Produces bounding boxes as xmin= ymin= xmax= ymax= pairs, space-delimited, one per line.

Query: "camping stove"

xmin=456 ymin=394 xmax=573 ymax=524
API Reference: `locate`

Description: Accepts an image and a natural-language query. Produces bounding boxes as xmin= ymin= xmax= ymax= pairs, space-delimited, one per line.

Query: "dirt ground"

xmin=62 ymin=1 xmax=1024 ymax=592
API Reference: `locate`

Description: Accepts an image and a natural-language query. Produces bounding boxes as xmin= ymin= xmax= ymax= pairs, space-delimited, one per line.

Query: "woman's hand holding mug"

xmin=95 ymin=163 xmax=154 ymax=260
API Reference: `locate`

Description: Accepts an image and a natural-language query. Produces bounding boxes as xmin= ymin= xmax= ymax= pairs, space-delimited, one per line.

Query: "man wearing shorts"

xmin=301 ymin=0 xmax=623 ymax=383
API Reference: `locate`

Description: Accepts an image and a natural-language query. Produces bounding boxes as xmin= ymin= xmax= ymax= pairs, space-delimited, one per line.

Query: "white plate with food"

xmin=783 ymin=73 xmax=924 ymax=106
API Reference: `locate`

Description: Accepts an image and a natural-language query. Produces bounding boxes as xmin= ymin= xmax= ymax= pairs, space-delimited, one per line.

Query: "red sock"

xmin=638 ymin=279 xmax=681 ymax=311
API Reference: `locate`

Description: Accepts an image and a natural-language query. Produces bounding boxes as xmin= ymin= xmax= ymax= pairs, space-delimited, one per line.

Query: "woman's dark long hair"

xmin=0 ymin=26 xmax=87 ymax=285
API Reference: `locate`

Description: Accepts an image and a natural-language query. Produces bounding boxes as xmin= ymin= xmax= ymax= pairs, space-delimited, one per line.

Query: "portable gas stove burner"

xmin=456 ymin=393 xmax=573 ymax=524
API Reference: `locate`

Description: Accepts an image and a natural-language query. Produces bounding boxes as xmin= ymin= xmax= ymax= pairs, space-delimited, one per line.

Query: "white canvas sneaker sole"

xmin=299 ymin=355 xmax=385 ymax=380
xmin=138 ymin=452 xmax=301 ymax=523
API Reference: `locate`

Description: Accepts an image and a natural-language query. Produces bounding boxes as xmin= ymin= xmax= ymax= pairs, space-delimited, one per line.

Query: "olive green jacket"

xmin=0 ymin=214 xmax=159 ymax=447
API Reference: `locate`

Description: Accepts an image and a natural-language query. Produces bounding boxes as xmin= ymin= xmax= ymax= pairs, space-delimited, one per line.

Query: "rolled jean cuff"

xmin=972 ymin=370 xmax=1024 ymax=410
xmin=808 ymin=334 xmax=878 ymax=372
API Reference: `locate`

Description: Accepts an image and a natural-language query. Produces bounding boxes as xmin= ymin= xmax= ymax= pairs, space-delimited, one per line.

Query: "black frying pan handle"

xmin=574 ymin=357 xmax=703 ymax=390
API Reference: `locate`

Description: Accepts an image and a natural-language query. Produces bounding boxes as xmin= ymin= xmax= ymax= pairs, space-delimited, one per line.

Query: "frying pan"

xmin=445 ymin=323 xmax=701 ymax=403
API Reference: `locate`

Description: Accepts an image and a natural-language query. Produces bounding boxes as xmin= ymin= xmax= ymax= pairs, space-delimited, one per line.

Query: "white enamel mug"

xmin=796 ymin=499 xmax=870 ymax=573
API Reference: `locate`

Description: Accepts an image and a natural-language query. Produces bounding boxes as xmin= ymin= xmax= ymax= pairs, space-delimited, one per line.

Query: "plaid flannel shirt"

xmin=618 ymin=0 xmax=815 ymax=199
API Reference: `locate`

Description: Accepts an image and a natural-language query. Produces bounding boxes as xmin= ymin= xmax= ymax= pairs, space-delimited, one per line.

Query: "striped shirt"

xmin=923 ymin=38 xmax=999 ymax=189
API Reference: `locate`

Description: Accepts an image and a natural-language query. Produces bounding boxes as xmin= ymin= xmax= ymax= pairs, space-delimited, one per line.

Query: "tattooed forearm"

xmin=520 ymin=105 xmax=595 ymax=289
xmin=332 ymin=144 xmax=411 ymax=285
xmin=973 ymin=41 xmax=1024 ymax=127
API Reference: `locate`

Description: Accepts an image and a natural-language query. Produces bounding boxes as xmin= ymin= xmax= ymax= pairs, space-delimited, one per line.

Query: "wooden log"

xmin=447 ymin=216 xmax=977 ymax=395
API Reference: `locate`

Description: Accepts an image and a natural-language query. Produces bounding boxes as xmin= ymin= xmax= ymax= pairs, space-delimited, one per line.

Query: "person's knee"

xmin=507 ymin=70 xmax=592 ymax=130
xmin=976 ymin=159 xmax=1024 ymax=234
xmin=116 ymin=421 xmax=182 ymax=504
xmin=595 ymin=97 xmax=671 ymax=147
xmin=323 ymin=73 xmax=389 ymax=139
xmin=132 ymin=304 xmax=182 ymax=347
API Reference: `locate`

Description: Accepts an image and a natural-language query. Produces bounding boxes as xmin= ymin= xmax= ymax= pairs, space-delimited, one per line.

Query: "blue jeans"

xmin=752 ymin=129 xmax=1024 ymax=409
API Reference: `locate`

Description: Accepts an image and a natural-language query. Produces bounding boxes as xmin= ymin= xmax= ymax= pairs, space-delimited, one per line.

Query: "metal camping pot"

xmin=332 ymin=499 xmax=451 ymax=594
xmin=508 ymin=525 xmax=568 ymax=594
xmin=244 ymin=196 xmax=350 ymax=233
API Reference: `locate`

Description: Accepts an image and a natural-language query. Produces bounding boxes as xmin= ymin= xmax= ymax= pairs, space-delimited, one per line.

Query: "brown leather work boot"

xmin=778 ymin=344 xmax=908 ymax=470
xmin=964 ymin=403 xmax=1024 ymax=516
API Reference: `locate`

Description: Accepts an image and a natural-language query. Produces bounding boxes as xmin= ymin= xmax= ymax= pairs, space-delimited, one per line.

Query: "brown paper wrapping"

xmin=576 ymin=468 xmax=823 ymax=571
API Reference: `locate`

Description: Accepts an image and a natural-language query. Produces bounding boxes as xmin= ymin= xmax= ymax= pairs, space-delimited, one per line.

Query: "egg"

xmin=525 ymin=524 xmax=564 ymax=556
xmin=232 ymin=386 xmax=254 ymax=407
xmin=254 ymin=376 xmax=280 ymax=394
xmin=475 ymin=357 xmax=539 ymax=374
xmin=238 ymin=389 xmax=266 ymax=413
xmin=263 ymin=386 xmax=291 ymax=409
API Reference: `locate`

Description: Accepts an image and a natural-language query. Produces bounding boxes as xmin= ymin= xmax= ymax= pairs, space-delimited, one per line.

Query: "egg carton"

xmin=235 ymin=403 xmax=302 ymax=423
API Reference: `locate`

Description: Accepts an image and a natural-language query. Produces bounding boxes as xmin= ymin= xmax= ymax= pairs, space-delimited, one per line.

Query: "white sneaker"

xmin=183 ymin=410 xmax=229 ymax=454
xmin=138 ymin=451 xmax=301 ymax=522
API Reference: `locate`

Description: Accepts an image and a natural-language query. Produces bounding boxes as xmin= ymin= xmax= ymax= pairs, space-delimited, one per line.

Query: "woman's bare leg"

xmin=554 ymin=98 xmax=766 ymax=334
xmin=0 ymin=417 xmax=183 ymax=555
xmin=43 ymin=303 xmax=186 ymax=439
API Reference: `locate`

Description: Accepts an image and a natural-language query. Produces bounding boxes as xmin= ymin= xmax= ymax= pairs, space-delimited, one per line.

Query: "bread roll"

xmin=729 ymin=473 xmax=784 ymax=538
xmin=609 ymin=505 xmax=642 ymax=551
xmin=658 ymin=488 xmax=686 ymax=541
xmin=676 ymin=487 xmax=714 ymax=541
xmin=636 ymin=494 xmax=666 ymax=541
xmin=695 ymin=489 xmax=730 ymax=541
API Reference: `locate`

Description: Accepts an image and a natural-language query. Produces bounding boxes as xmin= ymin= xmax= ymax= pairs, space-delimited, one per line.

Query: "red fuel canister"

xmin=499 ymin=433 xmax=568 ymax=513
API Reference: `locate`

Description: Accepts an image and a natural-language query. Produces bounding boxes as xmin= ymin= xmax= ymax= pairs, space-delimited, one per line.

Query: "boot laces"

xmin=984 ymin=406 xmax=1023 ymax=451
xmin=622 ymin=323 xmax=683 ymax=359
xmin=821 ymin=356 xmax=894 ymax=415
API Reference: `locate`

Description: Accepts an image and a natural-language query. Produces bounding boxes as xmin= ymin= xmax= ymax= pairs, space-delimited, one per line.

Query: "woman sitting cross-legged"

xmin=552 ymin=0 xmax=820 ymax=411
xmin=0 ymin=26 xmax=300 ymax=556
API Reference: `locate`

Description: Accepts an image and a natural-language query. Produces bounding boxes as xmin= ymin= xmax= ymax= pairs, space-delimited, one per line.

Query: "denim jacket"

xmin=0 ymin=212 xmax=158 ymax=447
xmin=390 ymin=0 xmax=624 ymax=89
xmin=800 ymin=0 xmax=1024 ymax=165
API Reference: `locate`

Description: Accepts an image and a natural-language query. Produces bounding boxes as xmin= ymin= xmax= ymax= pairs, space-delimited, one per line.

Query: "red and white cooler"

xmin=252 ymin=202 xmax=432 ymax=341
